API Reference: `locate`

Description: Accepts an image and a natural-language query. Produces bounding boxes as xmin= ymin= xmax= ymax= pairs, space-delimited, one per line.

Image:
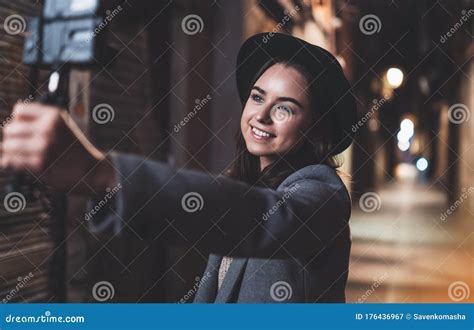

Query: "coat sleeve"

xmin=87 ymin=152 xmax=351 ymax=258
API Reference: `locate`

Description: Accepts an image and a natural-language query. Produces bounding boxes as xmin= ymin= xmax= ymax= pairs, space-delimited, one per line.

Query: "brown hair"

xmin=224 ymin=58 xmax=344 ymax=189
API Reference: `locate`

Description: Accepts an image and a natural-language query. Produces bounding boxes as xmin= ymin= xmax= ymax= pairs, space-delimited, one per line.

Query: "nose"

xmin=255 ymin=104 xmax=273 ymax=125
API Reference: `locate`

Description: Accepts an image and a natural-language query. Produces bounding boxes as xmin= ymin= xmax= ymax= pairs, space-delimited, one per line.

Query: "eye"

xmin=250 ymin=93 xmax=264 ymax=103
xmin=274 ymin=104 xmax=293 ymax=114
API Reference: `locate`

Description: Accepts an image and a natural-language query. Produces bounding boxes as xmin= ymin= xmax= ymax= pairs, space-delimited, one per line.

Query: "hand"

xmin=1 ymin=102 xmax=115 ymax=195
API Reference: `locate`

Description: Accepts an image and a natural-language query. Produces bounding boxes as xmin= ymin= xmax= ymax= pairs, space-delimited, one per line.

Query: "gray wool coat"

xmin=89 ymin=152 xmax=352 ymax=303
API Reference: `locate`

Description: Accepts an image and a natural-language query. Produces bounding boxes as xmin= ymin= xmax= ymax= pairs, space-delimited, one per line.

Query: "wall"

xmin=0 ymin=0 xmax=56 ymax=302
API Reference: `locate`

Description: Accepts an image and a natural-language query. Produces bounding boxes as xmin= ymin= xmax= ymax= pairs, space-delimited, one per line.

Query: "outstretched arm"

xmin=1 ymin=103 xmax=351 ymax=258
xmin=90 ymin=151 xmax=351 ymax=258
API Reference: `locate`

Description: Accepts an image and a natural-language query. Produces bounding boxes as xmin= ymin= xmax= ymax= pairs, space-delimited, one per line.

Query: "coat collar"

xmin=214 ymin=257 xmax=248 ymax=303
xmin=193 ymin=254 xmax=248 ymax=303
xmin=193 ymin=254 xmax=221 ymax=303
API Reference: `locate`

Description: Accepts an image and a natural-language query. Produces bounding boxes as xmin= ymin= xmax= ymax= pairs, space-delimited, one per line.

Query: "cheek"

xmin=240 ymin=111 xmax=248 ymax=133
xmin=274 ymin=120 xmax=308 ymax=148
xmin=240 ymin=104 xmax=254 ymax=131
xmin=277 ymin=120 xmax=304 ymax=138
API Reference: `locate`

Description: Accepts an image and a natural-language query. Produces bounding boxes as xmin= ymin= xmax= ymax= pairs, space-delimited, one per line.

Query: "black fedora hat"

xmin=236 ymin=32 xmax=357 ymax=156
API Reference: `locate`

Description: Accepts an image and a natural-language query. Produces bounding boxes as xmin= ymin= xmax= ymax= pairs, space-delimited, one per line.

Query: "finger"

xmin=59 ymin=111 xmax=103 ymax=159
xmin=3 ymin=121 xmax=36 ymax=138
xmin=3 ymin=127 xmax=35 ymax=139
xmin=2 ymin=139 xmax=39 ymax=157
xmin=0 ymin=143 xmax=11 ymax=170
xmin=1 ymin=146 xmax=41 ymax=174
xmin=12 ymin=102 xmax=56 ymax=122
xmin=1 ymin=149 xmax=23 ymax=171
xmin=0 ymin=143 xmax=21 ymax=171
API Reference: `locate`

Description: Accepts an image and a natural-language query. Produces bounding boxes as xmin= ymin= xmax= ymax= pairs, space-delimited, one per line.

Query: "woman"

xmin=1 ymin=33 xmax=357 ymax=303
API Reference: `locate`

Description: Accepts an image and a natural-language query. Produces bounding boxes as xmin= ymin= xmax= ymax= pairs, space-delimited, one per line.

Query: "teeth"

xmin=252 ymin=127 xmax=271 ymax=137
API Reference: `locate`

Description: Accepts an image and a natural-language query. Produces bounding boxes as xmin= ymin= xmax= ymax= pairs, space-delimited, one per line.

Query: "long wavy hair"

xmin=224 ymin=58 xmax=344 ymax=189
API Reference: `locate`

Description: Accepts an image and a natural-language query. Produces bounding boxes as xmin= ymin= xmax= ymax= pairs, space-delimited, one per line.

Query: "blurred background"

xmin=0 ymin=0 xmax=472 ymax=303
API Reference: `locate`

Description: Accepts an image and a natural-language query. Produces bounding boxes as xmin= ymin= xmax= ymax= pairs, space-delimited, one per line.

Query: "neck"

xmin=260 ymin=156 xmax=276 ymax=171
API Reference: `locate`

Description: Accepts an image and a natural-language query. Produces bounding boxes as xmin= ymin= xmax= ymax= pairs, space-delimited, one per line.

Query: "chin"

xmin=246 ymin=143 xmax=275 ymax=157
xmin=248 ymin=150 xmax=270 ymax=157
xmin=243 ymin=129 xmax=279 ymax=155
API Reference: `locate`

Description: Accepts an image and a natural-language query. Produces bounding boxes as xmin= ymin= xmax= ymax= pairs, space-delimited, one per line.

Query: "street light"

xmin=416 ymin=158 xmax=428 ymax=171
xmin=386 ymin=67 xmax=404 ymax=88
xmin=397 ymin=118 xmax=414 ymax=152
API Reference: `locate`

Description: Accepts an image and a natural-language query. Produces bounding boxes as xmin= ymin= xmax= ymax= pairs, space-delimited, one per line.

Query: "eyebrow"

xmin=252 ymin=86 xmax=304 ymax=109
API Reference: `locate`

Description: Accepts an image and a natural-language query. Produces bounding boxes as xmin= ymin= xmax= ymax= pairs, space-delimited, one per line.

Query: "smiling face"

xmin=240 ymin=63 xmax=314 ymax=170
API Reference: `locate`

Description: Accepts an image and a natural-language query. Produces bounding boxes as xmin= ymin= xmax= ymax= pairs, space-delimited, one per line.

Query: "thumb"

xmin=59 ymin=111 xmax=105 ymax=161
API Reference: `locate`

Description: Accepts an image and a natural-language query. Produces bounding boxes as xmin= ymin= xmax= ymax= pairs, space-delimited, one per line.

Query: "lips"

xmin=250 ymin=124 xmax=276 ymax=137
xmin=250 ymin=124 xmax=276 ymax=141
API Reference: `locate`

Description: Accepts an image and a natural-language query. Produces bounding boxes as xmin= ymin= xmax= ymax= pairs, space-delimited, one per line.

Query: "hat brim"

xmin=236 ymin=33 xmax=357 ymax=156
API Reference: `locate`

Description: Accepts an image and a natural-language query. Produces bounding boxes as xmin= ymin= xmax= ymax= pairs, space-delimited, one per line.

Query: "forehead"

xmin=254 ymin=63 xmax=309 ymax=98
